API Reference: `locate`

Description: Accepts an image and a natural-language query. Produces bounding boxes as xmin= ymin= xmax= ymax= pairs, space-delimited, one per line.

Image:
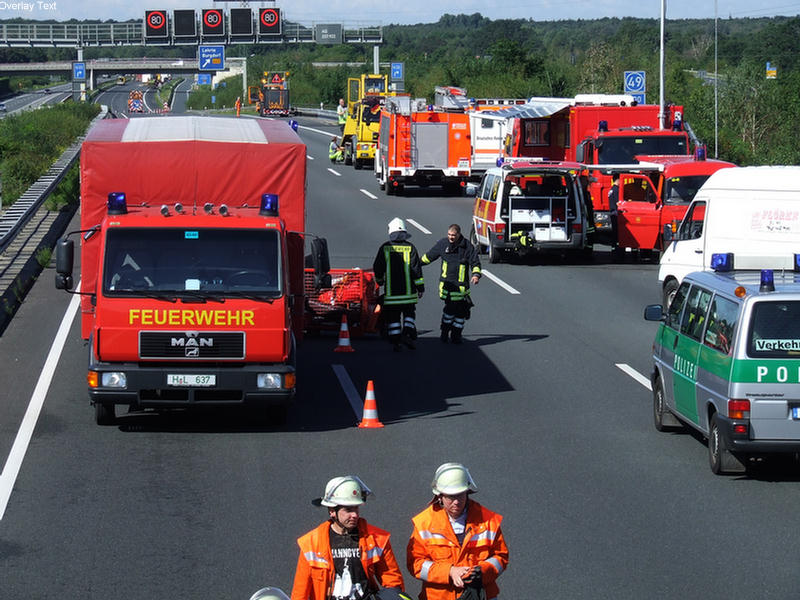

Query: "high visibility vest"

xmin=373 ymin=240 xmax=424 ymax=305
xmin=421 ymin=236 xmax=481 ymax=301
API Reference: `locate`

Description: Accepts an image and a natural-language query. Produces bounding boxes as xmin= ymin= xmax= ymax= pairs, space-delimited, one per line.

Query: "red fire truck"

xmin=471 ymin=95 xmax=692 ymax=243
xmin=614 ymin=153 xmax=737 ymax=254
xmin=376 ymin=95 xmax=473 ymax=195
xmin=54 ymin=116 xmax=376 ymax=425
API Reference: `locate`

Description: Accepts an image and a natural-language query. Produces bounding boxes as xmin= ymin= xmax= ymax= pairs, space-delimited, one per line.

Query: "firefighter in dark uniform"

xmin=421 ymin=224 xmax=481 ymax=344
xmin=373 ymin=218 xmax=425 ymax=352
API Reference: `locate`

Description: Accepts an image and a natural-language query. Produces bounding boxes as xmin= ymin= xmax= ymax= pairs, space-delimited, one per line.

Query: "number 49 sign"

xmin=624 ymin=71 xmax=646 ymax=94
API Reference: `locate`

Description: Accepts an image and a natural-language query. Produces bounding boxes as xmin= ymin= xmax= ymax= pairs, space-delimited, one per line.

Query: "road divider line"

xmin=327 ymin=168 xmax=342 ymax=177
xmin=307 ymin=155 xmax=315 ymax=161
xmin=360 ymin=189 xmax=377 ymax=199
xmin=616 ymin=363 xmax=652 ymax=391
xmin=406 ymin=219 xmax=431 ymax=235
xmin=301 ymin=124 xmax=338 ymax=137
xmin=332 ymin=364 xmax=363 ymax=421
xmin=0 ymin=286 xmax=81 ymax=521
xmin=481 ymin=269 xmax=520 ymax=295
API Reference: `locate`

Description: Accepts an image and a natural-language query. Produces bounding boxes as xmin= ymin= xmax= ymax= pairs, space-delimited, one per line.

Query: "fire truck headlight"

xmin=257 ymin=373 xmax=282 ymax=389
xmin=101 ymin=372 xmax=127 ymax=388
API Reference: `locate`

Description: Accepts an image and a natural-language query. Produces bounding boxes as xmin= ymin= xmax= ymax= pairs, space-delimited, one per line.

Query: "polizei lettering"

xmin=129 ymin=308 xmax=255 ymax=326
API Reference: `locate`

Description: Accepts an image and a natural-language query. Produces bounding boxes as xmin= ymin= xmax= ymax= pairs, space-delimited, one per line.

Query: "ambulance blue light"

xmin=107 ymin=192 xmax=127 ymax=215
xmin=695 ymin=145 xmax=706 ymax=161
xmin=711 ymin=253 xmax=733 ymax=272
xmin=260 ymin=194 xmax=279 ymax=217
xmin=760 ymin=269 xmax=775 ymax=292
xmin=598 ymin=120 xmax=608 ymax=132
xmin=794 ymin=254 xmax=800 ymax=272
xmin=496 ymin=158 xmax=504 ymax=167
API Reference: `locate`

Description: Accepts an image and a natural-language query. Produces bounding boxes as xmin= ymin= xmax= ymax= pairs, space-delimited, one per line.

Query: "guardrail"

xmin=0 ymin=106 xmax=108 ymax=253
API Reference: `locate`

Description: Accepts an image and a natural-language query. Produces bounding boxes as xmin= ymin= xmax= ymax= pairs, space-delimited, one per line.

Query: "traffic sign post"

xmin=198 ymin=45 xmax=225 ymax=72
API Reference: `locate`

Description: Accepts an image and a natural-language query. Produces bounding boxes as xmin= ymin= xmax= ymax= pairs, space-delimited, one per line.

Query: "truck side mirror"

xmin=464 ymin=183 xmax=478 ymax=197
xmin=309 ymin=237 xmax=331 ymax=289
xmin=55 ymin=238 xmax=74 ymax=290
xmin=644 ymin=304 xmax=664 ymax=321
xmin=662 ymin=223 xmax=674 ymax=243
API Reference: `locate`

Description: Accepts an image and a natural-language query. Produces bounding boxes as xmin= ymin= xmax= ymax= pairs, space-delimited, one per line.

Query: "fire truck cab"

xmin=467 ymin=160 xmax=593 ymax=263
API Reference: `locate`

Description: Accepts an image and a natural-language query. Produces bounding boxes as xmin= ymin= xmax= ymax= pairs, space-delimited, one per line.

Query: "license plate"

xmin=167 ymin=374 xmax=216 ymax=387
xmin=792 ymin=407 xmax=800 ymax=420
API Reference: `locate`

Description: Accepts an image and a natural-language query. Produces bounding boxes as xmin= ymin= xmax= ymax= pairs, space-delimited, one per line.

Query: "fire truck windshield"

xmin=664 ymin=175 xmax=710 ymax=205
xmin=596 ymin=135 xmax=688 ymax=164
xmin=103 ymin=228 xmax=282 ymax=298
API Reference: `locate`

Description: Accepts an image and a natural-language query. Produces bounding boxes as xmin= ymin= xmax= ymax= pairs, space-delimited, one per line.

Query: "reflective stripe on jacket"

xmin=421 ymin=236 xmax=481 ymax=302
xmin=407 ymin=501 xmax=508 ymax=600
xmin=292 ymin=519 xmax=405 ymax=600
xmin=373 ymin=240 xmax=424 ymax=306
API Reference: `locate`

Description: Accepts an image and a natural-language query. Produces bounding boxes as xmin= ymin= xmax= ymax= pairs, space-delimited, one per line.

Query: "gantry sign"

xmin=145 ymin=7 xmax=283 ymax=44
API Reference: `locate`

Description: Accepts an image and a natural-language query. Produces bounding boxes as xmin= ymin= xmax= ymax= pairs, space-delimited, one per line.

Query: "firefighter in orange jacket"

xmin=292 ymin=476 xmax=406 ymax=600
xmin=407 ymin=464 xmax=508 ymax=600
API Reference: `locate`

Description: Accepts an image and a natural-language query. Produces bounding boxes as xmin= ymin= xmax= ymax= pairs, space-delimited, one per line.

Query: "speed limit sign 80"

xmin=202 ymin=8 xmax=225 ymax=35
xmin=144 ymin=10 xmax=168 ymax=38
xmin=259 ymin=8 xmax=282 ymax=35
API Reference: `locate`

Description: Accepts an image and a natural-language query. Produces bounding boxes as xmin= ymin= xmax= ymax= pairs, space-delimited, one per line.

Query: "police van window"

xmin=678 ymin=201 xmax=706 ymax=240
xmin=666 ymin=281 xmax=691 ymax=329
xmin=703 ymin=295 xmax=739 ymax=355
xmin=748 ymin=301 xmax=800 ymax=358
xmin=680 ymin=286 xmax=712 ymax=341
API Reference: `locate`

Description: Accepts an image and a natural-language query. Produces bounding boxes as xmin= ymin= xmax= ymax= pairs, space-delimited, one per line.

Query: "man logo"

xmin=171 ymin=332 xmax=214 ymax=357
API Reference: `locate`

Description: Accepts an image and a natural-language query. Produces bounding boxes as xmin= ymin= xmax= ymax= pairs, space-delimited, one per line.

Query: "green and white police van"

xmin=645 ymin=255 xmax=800 ymax=474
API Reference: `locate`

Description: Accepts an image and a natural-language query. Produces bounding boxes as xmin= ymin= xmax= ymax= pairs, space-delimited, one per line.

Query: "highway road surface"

xmin=1 ymin=114 xmax=800 ymax=599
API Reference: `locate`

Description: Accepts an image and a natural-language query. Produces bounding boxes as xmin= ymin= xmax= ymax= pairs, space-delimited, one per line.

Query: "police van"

xmin=645 ymin=255 xmax=800 ymax=474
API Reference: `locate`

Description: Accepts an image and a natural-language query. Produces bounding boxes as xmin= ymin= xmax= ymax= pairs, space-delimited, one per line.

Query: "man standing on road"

xmin=421 ymin=224 xmax=481 ymax=344
xmin=292 ymin=476 xmax=406 ymax=600
xmin=373 ymin=218 xmax=425 ymax=352
xmin=337 ymin=98 xmax=348 ymax=135
xmin=407 ymin=463 xmax=509 ymax=600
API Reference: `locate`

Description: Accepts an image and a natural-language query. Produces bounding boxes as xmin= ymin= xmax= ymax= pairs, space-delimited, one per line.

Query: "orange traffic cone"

xmin=358 ymin=380 xmax=384 ymax=428
xmin=334 ymin=314 xmax=355 ymax=353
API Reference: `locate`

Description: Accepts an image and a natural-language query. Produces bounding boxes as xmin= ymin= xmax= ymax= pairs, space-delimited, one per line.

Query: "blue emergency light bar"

xmin=695 ymin=145 xmax=707 ymax=161
xmin=598 ymin=120 xmax=609 ymax=132
xmin=289 ymin=120 xmax=299 ymax=132
xmin=672 ymin=118 xmax=683 ymax=131
xmin=711 ymin=253 xmax=734 ymax=272
xmin=260 ymin=194 xmax=279 ymax=217
xmin=107 ymin=192 xmax=127 ymax=215
xmin=794 ymin=254 xmax=800 ymax=272
xmin=760 ymin=269 xmax=775 ymax=292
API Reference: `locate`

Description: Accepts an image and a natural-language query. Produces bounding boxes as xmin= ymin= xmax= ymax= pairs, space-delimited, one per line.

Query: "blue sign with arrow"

xmin=72 ymin=62 xmax=86 ymax=81
xmin=198 ymin=45 xmax=225 ymax=72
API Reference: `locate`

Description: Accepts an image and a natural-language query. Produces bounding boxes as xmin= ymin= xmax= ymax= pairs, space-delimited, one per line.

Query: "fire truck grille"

xmin=139 ymin=331 xmax=245 ymax=360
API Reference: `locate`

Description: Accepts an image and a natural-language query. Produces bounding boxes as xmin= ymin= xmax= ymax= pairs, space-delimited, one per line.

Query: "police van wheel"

xmin=95 ymin=402 xmax=117 ymax=426
xmin=653 ymin=379 xmax=676 ymax=432
xmin=708 ymin=413 xmax=746 ymax=475
xmin=663 ymin=279 xmax=679 ymax=311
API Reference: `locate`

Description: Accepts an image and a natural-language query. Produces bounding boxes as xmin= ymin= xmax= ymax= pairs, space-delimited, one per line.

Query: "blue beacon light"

xmin=260 ymin=194 xmax=279 ymax=217
xmin=760 ymin=269 xmax=775 ymax=292
xmin=107 ymin=192 xmax=127 ymax=215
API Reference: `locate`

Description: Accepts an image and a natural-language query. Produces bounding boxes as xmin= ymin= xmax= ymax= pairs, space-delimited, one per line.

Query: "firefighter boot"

xmin=440 ymin=324 xmax=450 ymax=343
xmin=450 ymin=328 xmax=463 ymax=344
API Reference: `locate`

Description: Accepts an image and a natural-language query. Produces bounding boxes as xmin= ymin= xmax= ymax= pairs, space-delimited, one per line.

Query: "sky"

xmin=5 ymin=0 xmax=800 ymax=25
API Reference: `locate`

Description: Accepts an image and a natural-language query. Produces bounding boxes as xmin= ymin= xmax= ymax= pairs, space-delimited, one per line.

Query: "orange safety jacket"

xmin=407 ymin=501 xmax=508 ymax=600
xmin=292 ymin=519 xmax=405 ymax=600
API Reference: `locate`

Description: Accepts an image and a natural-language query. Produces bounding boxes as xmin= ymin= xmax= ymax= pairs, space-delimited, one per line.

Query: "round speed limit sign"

xmin=261 ymin=9 xmax=278 ymax=27
xmin=148 ymin=11 xmax=165 ymax=29
xmin=204 ymin=9 xmax=222 ymax=28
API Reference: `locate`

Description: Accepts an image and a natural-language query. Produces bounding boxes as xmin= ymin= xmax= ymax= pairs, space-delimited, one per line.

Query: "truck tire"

xmin=708 ymin=413 xmax=746 ymax=475
xmin=354 ymin=158 xmax=362 ymax=170
xmin=344 ymin=143 xmax=353 ymax=166
xmin=95 ymin=402 xmax=116 ymax=426
xmin=663 ymin=279 xmax=679 ymax=311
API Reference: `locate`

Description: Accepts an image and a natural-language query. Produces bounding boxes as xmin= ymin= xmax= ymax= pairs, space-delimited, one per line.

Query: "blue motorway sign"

xmin=390 ymin=62 xmax=404 ymax=81
xmin=197 ymin=73 xmax=212 ymax=85
xmin=72 ymin=61 xmax=86 ymax=81
xmin=630 ymin=93 xmax=646 ymax=105
xmin=624 ymin=70 xmax=646 ymax=93
xmin=198 ymin=45 xmax=225 ymax=71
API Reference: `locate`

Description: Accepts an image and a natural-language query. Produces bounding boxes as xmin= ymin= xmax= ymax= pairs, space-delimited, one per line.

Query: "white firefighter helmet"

xmin=509 ymin=184 xmax=522 ymax=196
xmin=431 ymin=462 xmax=477 ymax=496
xmin=249 ymin=588 xmax=291 ymax=600
xmin=388 ymin=217 xmax=407 ymax=236
xmin=313 ymin=475 xmax=372 ymax=507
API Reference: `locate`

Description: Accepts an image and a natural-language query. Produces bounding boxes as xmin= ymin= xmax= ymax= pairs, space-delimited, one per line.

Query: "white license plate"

xmin=792 ymin=407 xmax=800 ymax=420
xmin=167 ymin=374 xmax=216 ymax=387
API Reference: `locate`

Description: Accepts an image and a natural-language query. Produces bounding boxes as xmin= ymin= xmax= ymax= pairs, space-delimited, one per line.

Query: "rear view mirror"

xmin=55 ymin=238 xmax=74 ymax=290
xmin=644 ymin=304 xmax=664 ymax=321
xmin=663 ymin=223 xmax=674 ymax=243
xmin=309 ymin=237 xmax=331 ymax=289
xmin=464 ymin=183 xmax=478 ymax=197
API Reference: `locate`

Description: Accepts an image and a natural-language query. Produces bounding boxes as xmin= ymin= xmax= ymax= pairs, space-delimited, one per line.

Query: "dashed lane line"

xmin=616 ymin=363 xmax=652 ymax=391
xmin=332 ymin=364 xmax=364 ymax=421
xmin=480 ymin=269 xmax=521 ymax=295
xmin=406 ymin=219 xmax=431 ymax=235
xmin=327 ymin=168 xmax=342 ymax=177
xmin=360 ymin=189 xmax=377 ymax=199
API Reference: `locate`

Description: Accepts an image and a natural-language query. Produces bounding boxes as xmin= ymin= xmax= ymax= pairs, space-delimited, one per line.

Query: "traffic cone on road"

xmin=358 ymin=380 xmax=384 ymax=428
xmin=334 ymin=314 xmax=355 ymax=353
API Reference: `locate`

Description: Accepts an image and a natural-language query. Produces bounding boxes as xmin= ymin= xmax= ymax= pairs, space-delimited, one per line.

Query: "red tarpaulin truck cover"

xmin=79 ymin=116 xmax=306 ymax=338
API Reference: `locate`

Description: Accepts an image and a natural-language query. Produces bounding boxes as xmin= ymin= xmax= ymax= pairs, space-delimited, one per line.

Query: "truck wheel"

xmin=95 ymin=402 xmax=116 ymax=426
xmin=386 ymin=181 xmax=394 ymax=196
xmin=354 ymin=158 xmax=362 ymax=170
xmin=708 ymin=413 xmax=746 ymax=475
xmin=344 ymin=144 xmax=353 ymax=166
xmin=663 ymin=279 xmax=679 ymax=311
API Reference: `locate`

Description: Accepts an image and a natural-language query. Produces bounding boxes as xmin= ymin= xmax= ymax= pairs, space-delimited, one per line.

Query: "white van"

xmin=659 ymin=166 xmax=800 ymax=307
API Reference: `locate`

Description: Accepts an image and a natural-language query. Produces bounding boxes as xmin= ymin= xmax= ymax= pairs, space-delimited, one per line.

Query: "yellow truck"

xmin=341 ymin=74 xmax=391 ymax=169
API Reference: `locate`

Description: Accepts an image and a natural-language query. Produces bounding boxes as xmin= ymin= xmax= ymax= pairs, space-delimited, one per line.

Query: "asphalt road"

xmin=2 ymin=114 xmax=800 ymax=599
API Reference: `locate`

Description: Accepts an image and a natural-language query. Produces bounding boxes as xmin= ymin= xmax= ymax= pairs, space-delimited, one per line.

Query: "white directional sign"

xmin=198 ymin=45 xmax=225 ymax=71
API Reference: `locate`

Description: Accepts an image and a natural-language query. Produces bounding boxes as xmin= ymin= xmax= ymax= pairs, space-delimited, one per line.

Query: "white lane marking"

xmin=327 ymin=168 xmax=342 ymax=177
xmin=332 ymin=364 xmax=363 ymax=420
xmin=616 ymin=363 xmax=652 ymax=391
xmin=360 ymin=189 xmax=377 ymax=199
xmin=481 ymin=269 xmax=521 ymax=295
xmin=307 ymin=155 xmax=315 ymax=160
xmin=406 ymin=219 xmax=431 ymax=235
xmin=302 ymin=124 xmax=339 ymax=137
xmin=0 ymin=287 xmax=81 ymax=521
